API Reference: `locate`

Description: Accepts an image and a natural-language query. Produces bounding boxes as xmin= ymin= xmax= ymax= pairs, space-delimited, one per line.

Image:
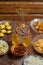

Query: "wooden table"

xmin=0 ymin=21 xmax=43 ymax=65
xmin=0 ymin=2 xmax=43 ymax=21
xmin=0 ymin=2 xmax=43 ymax=65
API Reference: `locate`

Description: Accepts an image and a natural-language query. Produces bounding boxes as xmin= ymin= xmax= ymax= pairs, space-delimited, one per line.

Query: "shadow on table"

xmin=8 ymin=51 xmax=23 ymax=60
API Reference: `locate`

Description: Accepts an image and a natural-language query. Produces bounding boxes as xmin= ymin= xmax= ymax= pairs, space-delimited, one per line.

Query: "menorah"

xmin=16 ymin=8 xmax=29 ymax=21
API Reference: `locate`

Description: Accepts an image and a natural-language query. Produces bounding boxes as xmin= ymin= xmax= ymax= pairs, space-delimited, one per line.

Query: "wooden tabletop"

xmin=0 ymin=2 xmax=43 ymax=65
xmin=0 ymin=21 xmax=43 ymax=65
xmin=0 ymin=2 xmax=43 ymax=21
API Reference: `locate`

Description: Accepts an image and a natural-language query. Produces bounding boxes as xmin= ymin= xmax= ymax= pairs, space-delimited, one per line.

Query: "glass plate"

xmin=30 ymin=18 xmax=43 ymax=33
xmin=0 ymin=20 xmax=15 ymax=39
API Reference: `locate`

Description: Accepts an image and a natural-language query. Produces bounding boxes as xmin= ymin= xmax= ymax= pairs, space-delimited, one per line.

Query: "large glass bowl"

xmin=32 ymin=34 xmax=43 ymax=54
xmin=30 ymin=18 xmax=43 ymax=33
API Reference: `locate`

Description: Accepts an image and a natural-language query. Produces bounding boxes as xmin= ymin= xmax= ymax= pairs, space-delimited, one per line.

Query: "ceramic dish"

xmin=0 ymin=40 xmax=9 ymax=55
xmin=32 ymin=34 xmax=43 ymax=54
xmin=23 ymin=55 xmax=43 ymax=65
xmin=30 ymin=18 xmax=43 ymax=33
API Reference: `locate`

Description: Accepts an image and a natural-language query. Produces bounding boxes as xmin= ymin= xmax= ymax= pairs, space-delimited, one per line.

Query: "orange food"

xmin=34 ymin=21 xmax=43 ymax=33
xmin=33 ymin=39 xmax=43 ymax=54
xmin=10 ymin=44 xmax=28 ymax=56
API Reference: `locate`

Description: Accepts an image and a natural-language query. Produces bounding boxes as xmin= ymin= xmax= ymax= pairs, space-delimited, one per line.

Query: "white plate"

xmin=23 ymin=55 xmax=43 ymax=65
xmin=0 ymin=40 xmax=9 ymax=55
xmin=30 ymin=18 xmax=43 ymax=33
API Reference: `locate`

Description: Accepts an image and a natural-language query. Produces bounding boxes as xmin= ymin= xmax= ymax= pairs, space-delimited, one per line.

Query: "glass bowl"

xmin=30 ymin=18 xmax=43 ymax=33
xmin=32 ymin=34 xmax=43 ymax=54
xmin=23 ymin=55 xmax=43 ymax=65
xmin=12 ymin=33 xmax=31 ymax=48
xmin=0 ymin=20 xmax=15 ymax=40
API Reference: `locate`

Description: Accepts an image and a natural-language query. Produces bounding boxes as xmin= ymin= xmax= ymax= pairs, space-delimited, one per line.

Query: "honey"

xmin=23 ymin=36 xmax=30 ymax=47
xmin=12 ymin=34 xmax=30 ymax=48
xmin=12 ymin=34 xmax=20 ymax=46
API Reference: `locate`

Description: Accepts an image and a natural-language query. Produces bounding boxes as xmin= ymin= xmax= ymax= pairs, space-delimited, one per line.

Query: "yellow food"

xmin=1 ymin=29 xmax=6 ymax=33
xmin=0 ymin=33 xmax=4 ymax=37
xmin=12 ymin=34 xmax=20 ymax=44
xmin=34 ymin=39 xmax=43 ymax=53
xmin=34 ymin=21 xmax=43 ymax=33
xmin=7 ymin=30 xmax=12 ymax=34
xmin=20 ymin=24 xmax=25 ymax=28
xmin=0 ymin=25 xmax=5 ymax=29
xmin=6 ymin=26 xmax=12 ymax=30
xmin=0 ymin=21 xmax=12 ymax=37
xmin=4 ymin=22 xmax=9 ymax=26
xmin=23 ymin=37 xmax=30 ymax=47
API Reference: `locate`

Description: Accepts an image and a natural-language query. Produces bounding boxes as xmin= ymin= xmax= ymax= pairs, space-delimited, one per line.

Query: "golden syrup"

xmin=12 ymin=34 xmax=20 ymax=46
xmin=23 ymin=36 xmax=30 ymax=47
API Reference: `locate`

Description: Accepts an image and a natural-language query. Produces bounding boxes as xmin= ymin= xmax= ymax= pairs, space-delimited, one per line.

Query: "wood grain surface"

xmin=0 ymin=14 xmax=43 ymax=21
xmin=0 ymin=0 xmax=43 ymax=2
xmin=0 ymin=2 xmax=43 ymax=21
xmin=0 ymin=2 xmax=43 ymax=14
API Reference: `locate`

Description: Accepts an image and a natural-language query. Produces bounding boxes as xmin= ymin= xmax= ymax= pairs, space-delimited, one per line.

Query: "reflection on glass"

xmin=23 ymin=36 xmax=30 ymax=47
xmin=12 ymin=34 xmax=20 ymax=45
